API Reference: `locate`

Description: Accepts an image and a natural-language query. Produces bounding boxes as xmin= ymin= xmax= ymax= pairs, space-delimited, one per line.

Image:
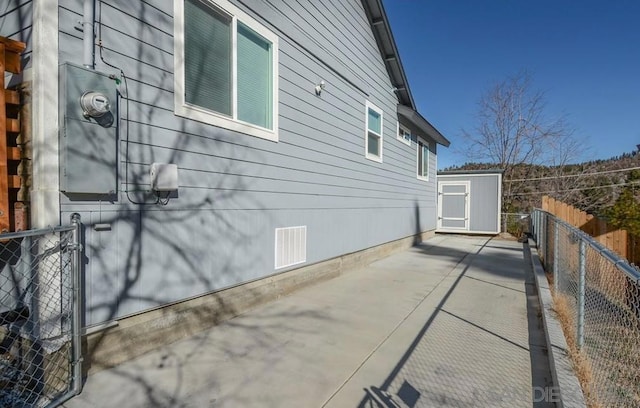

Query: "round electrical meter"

xmin=80 ymin=91 xmax=111 ymax=118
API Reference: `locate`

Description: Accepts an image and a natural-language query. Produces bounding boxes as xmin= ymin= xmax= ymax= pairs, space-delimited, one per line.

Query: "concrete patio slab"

xmin=62 ymin=235 xmax=551 ymax=408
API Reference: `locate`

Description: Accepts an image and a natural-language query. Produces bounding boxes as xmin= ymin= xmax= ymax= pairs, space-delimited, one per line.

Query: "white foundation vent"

xmin=275 ymin=226 xmax=307 ymax=269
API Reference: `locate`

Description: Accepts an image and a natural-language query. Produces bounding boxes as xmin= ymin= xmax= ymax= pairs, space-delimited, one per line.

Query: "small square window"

xmin=365 ymin=101 xmax=383 ymax=162
xmin=417 ymin=138 xmax=430 ymax=180
xmin=398 ymin=124 xmax=411 ymax=146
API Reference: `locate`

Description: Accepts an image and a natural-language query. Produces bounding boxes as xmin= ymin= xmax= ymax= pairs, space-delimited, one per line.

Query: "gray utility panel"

xmin=60 ymin=63 xmax=118 ymax=195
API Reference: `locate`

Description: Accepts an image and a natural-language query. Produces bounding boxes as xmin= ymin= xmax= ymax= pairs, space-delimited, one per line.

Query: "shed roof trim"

xmin=438 ymin=169 xmax=505 ymax=175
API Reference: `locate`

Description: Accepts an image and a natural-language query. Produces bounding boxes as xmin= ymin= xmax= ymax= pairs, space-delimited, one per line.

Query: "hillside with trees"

xmin=454 ymin=70 xmax=640 ymax=233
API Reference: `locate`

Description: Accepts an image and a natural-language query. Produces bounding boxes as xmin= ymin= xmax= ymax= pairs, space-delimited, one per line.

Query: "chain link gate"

xmin=0 ymin=214 xmax=82 ymax=407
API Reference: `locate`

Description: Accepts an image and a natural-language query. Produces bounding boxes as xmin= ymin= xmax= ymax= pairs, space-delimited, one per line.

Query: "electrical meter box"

xmin=59 ymin=63 xmax=118 ymax=195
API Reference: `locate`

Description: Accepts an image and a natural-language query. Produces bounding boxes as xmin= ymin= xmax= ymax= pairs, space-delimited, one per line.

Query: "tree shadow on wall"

xmin=6 ymin=2 xmax=335 ymax=407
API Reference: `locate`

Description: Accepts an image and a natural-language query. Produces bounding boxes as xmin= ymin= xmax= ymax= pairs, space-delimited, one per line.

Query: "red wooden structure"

xmin=0 ymin=36 xmax=27 ymax=232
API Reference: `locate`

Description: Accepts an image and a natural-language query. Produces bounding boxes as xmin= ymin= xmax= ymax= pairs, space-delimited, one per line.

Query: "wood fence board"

xmin=7 ymin=146 xmax=20 ymax=161
xmin=6 ymin=118 xmax=19 ymax=133
xmin=4 ymin=53 xmax=21 ymax=74
xmin=0 ymin=37 xmax=26 ymax=74
xmin=542 ymin=195 xmax=640 ymax=264
xmin=0 ymin=42 xmax=10 ymax=232
xmin=0 ymin=36 xmax=27 ymax=232
xmin=7 ymin=175 xmax=21 ymax=189
xmin=4 ymin=90 xmax=19 ymax=105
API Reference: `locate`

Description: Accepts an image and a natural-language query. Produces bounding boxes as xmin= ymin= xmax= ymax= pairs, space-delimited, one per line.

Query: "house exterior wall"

xmin=48 ymin=0 xmax=440 ymax=325
xmin=437 ymin=173 xmax=501 ymax=234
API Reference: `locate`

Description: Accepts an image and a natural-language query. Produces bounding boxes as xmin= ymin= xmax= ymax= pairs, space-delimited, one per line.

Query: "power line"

xmin=506 ymin=165 xmax=640 ymax=182
xmin=511 ymin=180 xmax=640 ymax=196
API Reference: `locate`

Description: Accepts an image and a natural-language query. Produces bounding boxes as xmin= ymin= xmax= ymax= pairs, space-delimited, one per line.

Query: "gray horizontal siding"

xmin=65 ymin=204 xmax=433 ymax=324
xmin=56 ymin=0 xmax=439 ymax=324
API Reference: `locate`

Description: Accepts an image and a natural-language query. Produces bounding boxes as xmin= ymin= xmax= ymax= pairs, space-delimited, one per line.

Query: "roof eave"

xmin=361 ymin=0 xmax=415 ymax=109
xmin=362 ymin=0 xmax=451 ymax=148
xmin=397 ymin=104 xmax=451 ymax=147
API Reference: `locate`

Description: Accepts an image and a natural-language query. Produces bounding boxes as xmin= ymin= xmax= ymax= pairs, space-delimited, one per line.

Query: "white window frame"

xmin=397 ymin=123 xmax=412 ymax=146
xmin=417 ymin=137 xmax=430 ymax=181
xmin=174 ymin=0 xmax=279 ymax=141
xmin=365 ymin=101 xmax=383 ymax=163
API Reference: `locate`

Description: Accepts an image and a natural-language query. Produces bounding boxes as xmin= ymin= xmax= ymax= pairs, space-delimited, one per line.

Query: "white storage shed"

xmin=437 ymin=170 xmax=503 ymax=234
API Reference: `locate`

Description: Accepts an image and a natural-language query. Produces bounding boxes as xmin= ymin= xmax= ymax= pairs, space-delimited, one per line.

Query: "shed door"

xmin=438 ymin=181 xmax=470 ymax=231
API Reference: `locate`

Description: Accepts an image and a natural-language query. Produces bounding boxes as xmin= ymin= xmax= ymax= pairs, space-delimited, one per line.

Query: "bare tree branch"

xmin=460 ymin=71 xmax=585 ymax=211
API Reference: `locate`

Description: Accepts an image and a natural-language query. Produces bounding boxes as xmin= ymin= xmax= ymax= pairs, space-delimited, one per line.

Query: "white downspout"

xmin=31 ymin=0 xmax=60 ymax=229
xmin=83 ymin=0 xmax=95 ymax=69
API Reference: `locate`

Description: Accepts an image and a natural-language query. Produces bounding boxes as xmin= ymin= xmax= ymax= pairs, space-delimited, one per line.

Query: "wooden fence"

xmin=542 ymin=195 xmax=640 ymax=265
xmin=0 ymin=36 xmax=27 ymax=233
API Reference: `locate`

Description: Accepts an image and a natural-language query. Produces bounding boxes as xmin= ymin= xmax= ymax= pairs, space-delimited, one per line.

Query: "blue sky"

xmin=383 ymin=0 xmax=640 ymax=170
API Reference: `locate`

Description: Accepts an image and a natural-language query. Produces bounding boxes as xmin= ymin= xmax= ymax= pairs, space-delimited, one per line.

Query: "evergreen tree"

xmin=605 ymin=171 xmax=640 ymax=235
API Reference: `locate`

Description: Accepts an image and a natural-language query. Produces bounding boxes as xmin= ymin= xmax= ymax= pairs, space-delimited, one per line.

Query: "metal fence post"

xmin=538 ymin=211 xmax=542 ymax=246
xmin=531 ymin=210 xmax=536 ymax=241
xmin=541 ymin=213 xmax=546 ymax=264
xmin=577 ymin=237 xmax=586 ymax=349
xmin=553 ymin=218 xmax=559 ymax=292
xmin=70 ymin=213 xmax=83 ymax=396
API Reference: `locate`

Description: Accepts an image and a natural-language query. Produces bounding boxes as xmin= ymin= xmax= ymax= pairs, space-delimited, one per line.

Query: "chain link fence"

xmin=0 ymin=215 xmax=82 ymax=407
xmin=531 ymin=209 xmax=640 ymax=407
